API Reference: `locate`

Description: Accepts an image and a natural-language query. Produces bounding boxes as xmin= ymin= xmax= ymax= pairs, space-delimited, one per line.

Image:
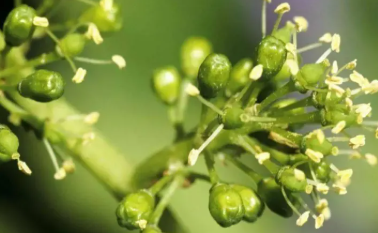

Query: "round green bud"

xmin=198 ymin=54 xmax=232 ymax=99
xmin=152 ymin=66 xmax=181 ymax=105
xmin=3 ymin=5 xmax=36 ymax=47
xmin=313 ymin=161 xmax=331 ymax=183
xmin=57 ymin=33 xmax=86 ymax=57
xmin=276 ymin=166 xmax=307 ymax=192
xmin=18 ymin=70 xmax=65 ymax=103
xmin=272 ymin=23 xmax=294 ymax=44
xmin=225 ymin=58 xmax=253 ymax=96
xmin=219 ymin=107 xmax=245 ymax=130
xmin=256 ymin=36 xmax=287 ymax=77
xmin=0 ymin=125 xmax=19 ymax=161
xmin=79 ymin=2 xmax=122 ymax=33
xmin=295 ymin=63 xmax=325 ymax=89
xmin=116 ymin=189 xmax=155 ymax=230
xmin=209 ymin=183 xmax=244 ymax=227
xmin=181 ymin=37 xmax=213 ymax=78
xmin=300 ymin=132 xmax=334 ymax=156
xmin=311 ymin=90 xmax=345 ymax=109
xmin=142 ymin=226 xmax=162 ymax=233
xmin=257 ymin=177 xmax=298 ymax=218
xmin=231 ymin=185 xmax=265 ymax=223
xmin=322 ymin=105 xmax=360 ymax=127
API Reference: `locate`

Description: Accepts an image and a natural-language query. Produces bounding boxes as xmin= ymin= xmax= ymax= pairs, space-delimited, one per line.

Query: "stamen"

xmin=43 ymin=138 xmax=65 ymax=180
xmin=62 ymin=159 xmax=76 ymax=174
xmin=250 ymin=64 xmax=263 ymax=80
xmin=297 ymin=43 xmax=323 ymax=53
xmin=305 ymin=185 xmax=313 ymax=194
xmin=84 ymin=112 xmax=100 ymax=125
xmin=314 ymin=214 xmax=325 ymax=229
xmin=350 ymin=71 xmax=369 ymax=87
xmin=331 ymin=121 xmax=346 ymax=134
xmin=316 ymin=183 xmax=329 ymax=194
xmin=72 ymin=68 xmax=87 ymax=84
xmin=305 ymin=149 xmax=323 ymax=163
xmin=354 ymin=103 xmax=372 ymax=118
xmin=272 ymin=3 xmax=291 ymax=34
xmin=296 ymin=211 xmax=310 ymax=227
xmin=293 ymin=16 xmax=308 ymax=32
xmin=17 ymin=160 xmax=32 ymax=175
xmin=337 ymin=169 xmax=353 ymax=183
xmin=346 ymin=59 xmax=357 ymax=70
xmin=365 ymin=153 xmax=377 ymax=166
xmin=255 ymin=152 xmax=270 ymax=165
xmin=331 ymin=34 xmax=341 ymax=53
xmin=100 ymin=0 xmax=113 ymax=11
xmin=316 ymin=48 xmax=332 ymax=64
xmin=261 ymin=0 xmax=270 ymax=37
xmin=331 ymin=61 xmax=338 ymax=74
xmin=349 ymin=135 xmax=365 ymax=149
xmin=33 ymin=16 xmax=49 ymax=27
xmin=294 ymin=168 xmax=306 ymax=181
xmin=319 ymin=33 xmax=332 ymax=43
xmin=85 ymin=23 xmax=104 ymax=45
xmin=332 ymin=184 xmax=347 ymax=195
xmin=286 ymin=59 xmax=299 ymax=75
xmin=197 ymin=95 xmax=224 ymax=115
xmin=82 ymin=132 xmax=96 ymax=145
xmin=185 ymin=83 xmax=200 ymax=96
xmin=112 ymin=55 xmax=126 ymax=69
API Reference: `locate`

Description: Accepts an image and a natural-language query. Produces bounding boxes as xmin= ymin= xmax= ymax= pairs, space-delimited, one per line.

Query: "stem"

xmin=150 ymin=175 xmax=174 ymax=195
xmin=269 ymin=127 xmax=303 ymax=147
xmin=188 ymin=172 xmax=211 ymax=183
xmin=246 ymin=82 xmax=264 ymax=107
xmin=204 ymin=152 xmax=219 ymax=184
xmin=250 ymin=138 xmax=290 ymax=164
xmin=269 ymin=96 xmax=312 ymax=116
xmin=149 ymin=174 xmax=185 ymax=225
xmin=275 ymin=111 xmax=322 ymax=124
xmin=281 ymin=187 xmax=301 ymax=216
xmin=261 ymin=0 xmax=267 ymax=38
xmin=259 ymin=81 xmax=296 ymax=112
xmin=297 ymin=43 xmax=323 ymax=53
xmin=225 ymin=154 xmax=261 ymax=184
xmin=74 ymin=57 xmax=113 ymax=65
xmin=197 ymin=95 xmax=223 ymax=115
xmin=271 ymin=14 xmax=283 ymax=35
xmin=43 ymin=138 xmax=60 ymax=173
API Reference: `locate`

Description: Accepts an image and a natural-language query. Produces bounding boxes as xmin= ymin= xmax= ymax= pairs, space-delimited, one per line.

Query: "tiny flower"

xmin=365 ymin=153 xmax=377 ymax=166
xmin=331 ymin=121 xmax=346 ymax=134
xmin=188 ymin=149 xmax=200 ymax=166
xmin=331 ymin=61 xmax=338 ymax=74
xmin=346 ymin=59 xmax=357 ymax=70
xmin=349 ymin=135 xmax=365 ymax=149
xmin=354 ymin=103 xmax=372 ymax=118
xmin=84 ymin=112 xmax=100 ymax=125
xmin=255 ymin=152 xmax=270 ymax=165
xmin=332 ymin=184 xmax=347 ymax=195
xmin=17 ymin=160 xmax=32 ymax=175
xmin=250 ymin=64 xmax=263 ymax=80
xmin=274 ymin=3 xmax=291 ymax=14
xmin=185 ymin=83 xmax=200 ymax=96
xmin=286 ymin=59 xmax=299 ymax=75
xmin=63 ymin=159 xmax=76 ymax=174
xmin=316 ymin=183 xmax=329 ymax=194
xmin=112 ymin=55 xmax=126 ymax=69
xmin=294 ymin=168 xmax=306 ymax=181
xmin=315 ymin=214 xmax=325 ymax=229
xmin=72 ymin=68 xmax=87 ymax=84
xmin=337 ymin=169 xmax=353 ymax=183
xmin=293 ymin=16 xmax=308 ymax=32
xmin=296 ymin=211 xmax=310 ymax=227
xmin=305 ymin=149 xmax=323 ymax=163
xmin=33 ymin=16 xmax=49 ymax=27
xmin=305 ymin=184 xmax=313 ymax=194
xmin=331 ymin=34 xmax=341 ymax=53
xmin=85 ymin=23 xmax=104 ymax=45
xmin=319 ymin=33 xmax=332 ymax=43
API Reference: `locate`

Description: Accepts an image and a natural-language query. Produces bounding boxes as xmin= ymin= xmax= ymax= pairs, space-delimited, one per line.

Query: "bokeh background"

xmin=0 ymin=0 xmax=377 ymax=232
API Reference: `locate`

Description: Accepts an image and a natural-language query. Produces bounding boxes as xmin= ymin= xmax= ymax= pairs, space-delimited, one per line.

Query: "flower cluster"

xmin=116 ymin=1 xmax=378 ymax=232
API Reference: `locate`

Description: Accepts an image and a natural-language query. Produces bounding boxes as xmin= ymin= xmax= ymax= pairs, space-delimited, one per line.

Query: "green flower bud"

xmin=257 ymin=177 xmax=299 ymax=218
xmin=272 ymin=24 xmax=293 ymax=44
xmin=152 ymin=66 xmax=181 ymax=105
xmin=300 ymin=132 xmax=334 ymax=156
xmin=256 ymin=36 xmax=287 ymax=77
xmin=57 ymin=33 xmax=86 ymax=57
xmin=313 ymin=161 xmax=331 ymax=183
xmin=116 ymin=189 xmax=155 ymax=230
xmin=198 ymin=54 xmax=232 ymax=99
xmin=311 ymin=90 xmax=346 ymax=109
xmin=231 ymin=185 xmax=265 ymax=223
xmin=276 ymin=166 xmax=307 ymax=192
xmin=219 ymin=107 xmax=245 ymax=130
xmin=294 ymin=63 xmax=325 ymax=90
xmin=18 ymin=70 xmax=65 ymax=103
xmin=226 ymin=58 xmax=253 ymax=96
xmin=322 ymin=105 xmax=360 ymax=127
xmin=79 ymin=2 xmax=122 ymax=33
xmin=181 ymin=37 xmax=213 ymax=78
xmin=209 ymin=183 xmax=244 ymax=227
xmin=3 ymin=5 xmax=36 ymax=47
xmin=0 ymin=125 xmax=19 ymax=162
xmin=142 ymin=226 xmax=162 ymax=233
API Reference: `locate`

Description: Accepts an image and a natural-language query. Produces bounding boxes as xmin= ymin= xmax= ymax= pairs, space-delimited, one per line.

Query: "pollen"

xmin=305 ymin=149 xmax=323 ymax=163
xmin=328 ymin=84 xmax=345 ymax=97
xmin=296 ymin=211 xmax=310 ymax=227
xmin=319 ymin=33 xmax=332 ymax=43
xmin=293 ymin=16 xmax=308 ymax=32
xmin=112 ymin=55 xmax=126 ymax=69
xmin=331 ymin=121 xmax=346 ymax=134
xmin=355 ymin=103 xmax=372 ymax=118
xmin=325 ymin=76 xmax=344 ymax=86
xmin=185 ymin=83 xmax=200 ymax=96
xmin=85 ymin=23 xmax=104 ymax=45
xmin=250 ymin=64 xmax=264 ymax=80
xmin=349 ymin=135 xmax=365 ymax=149
xmin=350 ymin=71 xmax=369 ymax=87
xmin=72 ymin=68 xmax=87 ymax=84
xmin=255 ymin=152 xmax=270 ymax=165
xmin=33 ymin=16 xmax=49 ymax=27
xmin=305 ymin=184 xmax=313 ymax=194
xmin=331 ymin=34 xmax=341 ymax=53
xmin=274 ymin=3 xmax=291 ymax=14
xmin=337 ymin=169 xmax=353 ymax=183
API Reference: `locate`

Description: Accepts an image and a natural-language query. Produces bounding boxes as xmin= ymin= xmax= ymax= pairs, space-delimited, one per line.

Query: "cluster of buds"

xmin=143 ymin=0 xmax=378 ymax=231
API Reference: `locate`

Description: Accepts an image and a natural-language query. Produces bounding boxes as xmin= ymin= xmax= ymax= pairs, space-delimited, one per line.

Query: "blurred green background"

xmin=0 ymin=0 xmax=378 ymax=232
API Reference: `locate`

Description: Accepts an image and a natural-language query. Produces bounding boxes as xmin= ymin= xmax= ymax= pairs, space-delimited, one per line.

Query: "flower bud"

xmin=276 ymin=166 xmax=307 ymax=192
xmin=3 ymin=5 xmax=36 ymax=47
xmin=294 ymin=63 xmax=325 ymax=89
xmin=257 ymin=177 xmax=299 ymax=218
xmin=0 ymin=125 xmax=19 ymax=162
xmin=322 ymin=105 xmax=360 ymax=128
xmin=152 ymin=66 xmax=181 ymax=105
xmin=226 ymin=58 xmax=253 ymax=95
xmin=219 ymin=107 xmax=245 ymax=130
xmin=57 ymin=33 xmax=86 ymax=57
xmin=198 ymin=54 xmax=232 ymax=99
xmin=300 ymin=132 xmax=334 ymax=156
xmin=208 ymin=183 xmax=244 ymax=227
xmin=231 ymin=185 xmax=265 ymax=223
xmin=116 ymin=189 xmax=155 ymax=230
xmin=272 ymin=24 xmax=293 ymax=44
xmin=181 ymin=37 xmax=213 ymax=78
xmin=256 ymin=36 xmax=287 ymax=77
xmin=142 ymin=225 xmax=162 ymax=233
xmin=79 ymin=2 xmax=122 ymax=33
xmin=18 ymin=70 xmax=65 ymax=102
xmin=313 ymin=161 xmax=331 ymax=183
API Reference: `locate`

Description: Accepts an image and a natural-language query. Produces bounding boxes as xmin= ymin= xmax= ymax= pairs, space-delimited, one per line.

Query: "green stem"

xmin=188 ymin=172 xmax=211 ymax=183
xmin=269 ymin=127 xmax=303 ymax=147
xmin=36 ymin=0 xmax=55 ymax=15
xmin=149 ymin=174 xmax=185 ymax=225
xmin=271 ymin=14 xmax=283 ymax=35
xmin=149 ymin=175 xmax=174 ymax=195
xmin=246 ymin=82 xmax=264 ymax=107
xmin=275 ymin=111 xmax=322 ymax=124
xmin=281 ymin=187 xmax=301 ymax=216
xmin=269 ymin=96 xmax=312 ymax=116
xmin=259 ymin=81 xmax=296 ymax=112
xmin=204 ymin=152 xmax=219 ymax=184
xmin=225 ymin=154 xmax=261 ymax=184
xmin=250 ymin=138 xmax=290 ymax=164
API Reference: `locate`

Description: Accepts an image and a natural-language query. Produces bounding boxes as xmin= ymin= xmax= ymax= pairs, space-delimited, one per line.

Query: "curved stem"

xmin=259 ymin=81 xmax=296 ymax=112
xmin=204 ymin=152 xmax=219 ymax=184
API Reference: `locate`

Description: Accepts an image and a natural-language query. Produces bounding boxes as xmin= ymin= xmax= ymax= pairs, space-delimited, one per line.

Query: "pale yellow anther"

xmin=274 ymin=3 xmax=291 ymax=14
xmin=328 ymin=84 xmax=345 ymax=97
xmin=350 ymin=71 xmax=369 ymax=87
xmin=349 ymin=152 xmax=362 ymax=160
xmin=250 ymin=64 xmax=264 ymax=81
xmin=54 ymin=168 xmax=67 ymax=180
xmin=305 ymin=149 xmax=323 ymax=163
xmin=112 ymin=55 xmax=126 ymax=69
xmin=84 ymin=112 xmax=100 ymax=125
xmin=325 ymin=76 xmax=344 ymax=86
xmin=185 ymin=83 xmax=200 ymax=96
xmin=17 ymin=160 xmax=32 ymax=175
xmin=316 ymin=199 xmax=331 ymax=219
xmin=314 ymin=129 xmax=325 ymax=144
xmin=345 ymin=98 xmax=353 ymax=108
xmin=337 ymin=169 xmax=353 ymax=183
xmin=33 ymin=16 xmax=49 ymax=27
xmin=72 ymin=68 xmax=87 ymax=84
xmin=319 ymin=33 xmax=333 ymax=43
xmin=331 ymin=61 xmax=338 ymax=74
xmin=286 ymin=59 xmax=299 ymax=76
xmin=305 ymin=184 xmax=313 ymax=194
xmin=296 ymin=211 xmax=310 ymax=227
xmin=346 ymin=59 xmax=357 ymax=70
xmin=365 ymin=153 xmax=377 ymax=166
xmin=354 ymin=103 xmax=372 ymax=118
xmin=82 ymin=132 xmax=96 ymax=145
xmin=63 ymin=159 xmax=76 ymax=174
xmin=255 ymin=152 xmax=270 ymax=165
xmin=349 ymin=135 xmax=365 ymax=149
xmin=331 ymin=121 xmax=346 ymax=134
xmin=85 ymin=23 xmax=104 ymax=45
xmin=316 ymin=183 xmax=329 ymax=194
xmin=11 ymin=153 xmax=20 ymax=160
xmin=321 ymin=207 xmax=331 ymax=220
xmin=316 ymin=199 xmax=329 ymax=210
xmin=315 ymin=214 xmax=325 ymax=229
xmin=333 ymin=184 xmax=347 ymax=195
xmin=362 ymin=80 xmax=378 ymax=94
xmin=137 ymin=219 xmax=148 ymax=230
xmin=331 ymin=34 xmax=341 ymax=53
xmin=293 ymin=16 xmax=308 ymax=32
xmin=322 ymin=58 xmax=331 ymax=67
xmin=188 ymin=149 xmax=200 ymax=166
xmin=294 ymin=169 xmax=306 ymax=181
